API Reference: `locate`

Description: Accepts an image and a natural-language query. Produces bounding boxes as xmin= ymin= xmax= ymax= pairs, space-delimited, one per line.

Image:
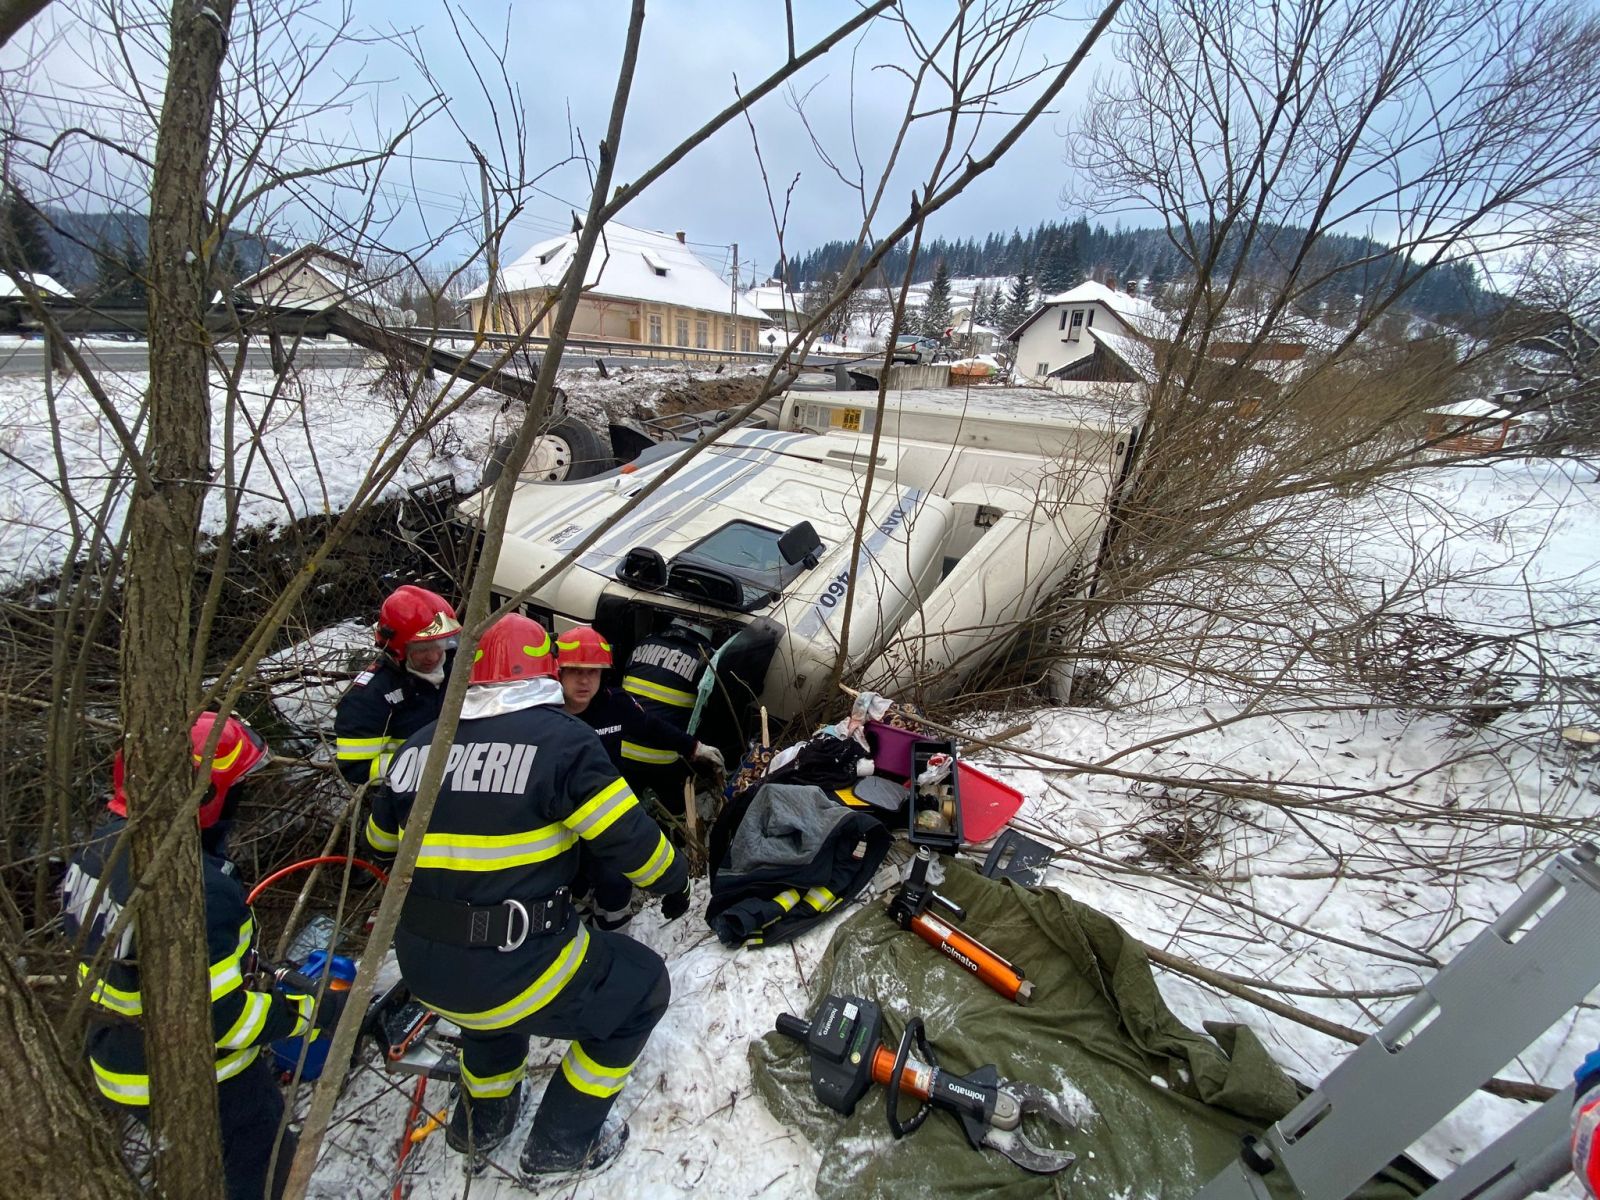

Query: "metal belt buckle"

xmin=498 ymin=898 xmax=530 ymax=952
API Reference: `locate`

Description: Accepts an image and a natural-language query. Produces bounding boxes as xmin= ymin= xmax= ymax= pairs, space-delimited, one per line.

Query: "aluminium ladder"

xmin=1196 ymin=844 xmax=1600 ymax=1200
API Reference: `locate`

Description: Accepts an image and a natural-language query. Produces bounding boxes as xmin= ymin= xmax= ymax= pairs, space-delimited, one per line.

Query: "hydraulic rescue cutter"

xmin=774 ymin=992 xmax=1076 ymax=1176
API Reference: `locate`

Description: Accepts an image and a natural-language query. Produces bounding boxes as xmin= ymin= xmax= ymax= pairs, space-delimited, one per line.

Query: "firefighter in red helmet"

xmin=333 ymin=584 xmax=461 ymax=787
xmin=62 ymin=714 xmax=341 ymax=1199
xmin=367 ymin=614 xmax=690 ymax=1180
xmin=556 ymin=624 xmax=722 ymax=930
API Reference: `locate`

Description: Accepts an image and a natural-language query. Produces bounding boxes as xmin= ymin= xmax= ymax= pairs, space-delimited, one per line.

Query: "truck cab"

xmin=455 ymin=385 xmax=1143 ymax=744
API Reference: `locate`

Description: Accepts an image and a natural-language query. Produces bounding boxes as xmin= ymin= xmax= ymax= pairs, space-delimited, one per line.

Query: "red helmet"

xmin=556 ymin=625 xmax=613 ymax=671
xmin=376 ymin=585 xmax=461 ymax=658
xmin=190 ymin=713 xmax=270 ymax=828
xmin=470 ymin=614 xmax=556 ymax=685
xmin=107 ymin=713 xmax=270 ymax=829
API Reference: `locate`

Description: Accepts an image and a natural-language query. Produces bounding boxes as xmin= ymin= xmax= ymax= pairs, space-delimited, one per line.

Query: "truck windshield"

xmin=689 ymin=521 xmax=786 ymax=573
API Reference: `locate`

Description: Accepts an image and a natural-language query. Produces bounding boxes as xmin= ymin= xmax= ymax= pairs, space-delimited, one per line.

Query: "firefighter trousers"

xmin=457 ymin=928 xmax=671 ymax=1156
xmin=123 ymin=1054 xmax=296 ymax=1200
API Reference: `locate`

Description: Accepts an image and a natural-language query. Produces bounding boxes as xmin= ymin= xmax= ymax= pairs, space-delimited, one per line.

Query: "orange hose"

xmin=245 ymin=855 xmax=389 ymax=905
xmin=392 ymin=1076 xmax=428 ymax=1199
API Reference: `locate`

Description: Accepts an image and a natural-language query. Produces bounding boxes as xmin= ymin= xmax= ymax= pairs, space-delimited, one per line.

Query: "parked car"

xmin=891 ymin=334 xmax=945 ymax=364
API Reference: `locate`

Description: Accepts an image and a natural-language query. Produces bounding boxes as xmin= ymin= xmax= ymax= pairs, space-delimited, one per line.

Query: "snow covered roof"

xmin=472 ymin=221 xmax=765 ymax=320
xmin=0 ymin=272 xmax=70 ymax=300
xmin=1009 ymin=280 xmax=1168 ymax=340
xmin=1086 ymin=327 xmax=1158 ymax=382
xmin=1429 ymin=398 xmax=1514 ymax=421
xmin=238 ymin=244 xmax=387 ymax=315
xmin=1043 ymin=281 xmax=1164 ymax=327
xmin=746 ymin=285 xmax=802 ymax=316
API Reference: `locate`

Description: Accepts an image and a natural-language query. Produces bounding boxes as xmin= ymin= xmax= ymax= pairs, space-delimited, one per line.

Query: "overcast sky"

xmin=3 ymin=0 xmax=1117 ymax=283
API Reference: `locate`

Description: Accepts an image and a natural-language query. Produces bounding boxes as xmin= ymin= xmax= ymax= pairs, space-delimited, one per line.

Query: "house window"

xmin=1037 ymin=362 xmax=1050 ymax=377
xmin=648 ymin=314 xmax=662 ymax=344
xmin=724 ymin=327 xmax=735 ymax=351
xmin=695 ymin=319 xmax=709 ymax=349
xmin=1059 ymin=310 xmax=1069 ymax=331
xmin=1066 ymin=310 xmax=1084 ymax=341
xmin=677 ymin=318 xmax=690 ymax=346
xmin=740 ymin=329 xmax=751 ymax=352
xmin=1086 ymin=309 xmax=1094 ymax=327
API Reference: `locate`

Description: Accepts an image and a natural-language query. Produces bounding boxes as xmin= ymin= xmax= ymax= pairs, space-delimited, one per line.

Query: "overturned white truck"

xmin=456 ymin=384 xmax=1143 ymax=746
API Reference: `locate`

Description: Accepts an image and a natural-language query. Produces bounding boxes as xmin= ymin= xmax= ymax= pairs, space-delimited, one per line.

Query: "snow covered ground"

xmin=6 ymin=361 xmax=1596 ymax=1196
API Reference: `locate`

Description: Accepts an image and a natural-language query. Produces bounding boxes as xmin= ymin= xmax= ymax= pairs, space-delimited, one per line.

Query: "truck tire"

xmin=481 ymin=416 xmax=612 ymax=486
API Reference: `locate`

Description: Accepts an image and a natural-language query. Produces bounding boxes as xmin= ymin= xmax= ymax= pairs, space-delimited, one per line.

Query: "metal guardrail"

xmin=411 ymin=327 xmax=862 ymax=368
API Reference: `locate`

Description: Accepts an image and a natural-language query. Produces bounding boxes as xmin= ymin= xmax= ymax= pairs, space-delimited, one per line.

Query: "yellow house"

xmin=467 ymin=220 xmax=766 ymax=351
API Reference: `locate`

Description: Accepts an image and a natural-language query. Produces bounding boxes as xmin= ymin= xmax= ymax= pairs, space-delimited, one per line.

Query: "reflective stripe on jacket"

xmin=368 ymin=702 xmax=687 ymax=1024
xmin=333 ymin=656 xmax=450 ymax=786
xmin=61 ymin=817 xmax=315 ymax=1106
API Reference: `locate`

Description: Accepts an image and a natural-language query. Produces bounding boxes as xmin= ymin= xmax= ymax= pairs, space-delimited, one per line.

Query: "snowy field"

xmin=4 ymin=362 xmax=1596 ymax=1196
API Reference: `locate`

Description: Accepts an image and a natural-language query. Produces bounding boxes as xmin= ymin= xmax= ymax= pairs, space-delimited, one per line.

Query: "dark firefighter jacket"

xmin=366 ymin=702 xmax=688 ymax=1028
xmin=577 ymin=686 xmax=699 ymax=773
xmin=621 ymin=626 xmax=715 ymax=730
xmin=706 ymin=782 xmax=891 ymax=948
xmin=60 ymin=816 xmax=315 ymax=1106
xmin=333 ymin=654 xmax=451 ymax=786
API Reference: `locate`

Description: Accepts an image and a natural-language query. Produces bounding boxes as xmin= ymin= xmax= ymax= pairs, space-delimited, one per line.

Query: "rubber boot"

xmin=591 ymin=904 xmax=634 ymax=932
xmin=519 ymin=1119 xmax=630 ymax=1180
xmin=445 ymin=1083 xmax=523 ymax=1157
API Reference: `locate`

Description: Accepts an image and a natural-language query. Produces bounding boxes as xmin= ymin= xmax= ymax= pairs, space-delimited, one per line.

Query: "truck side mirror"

xmin=778 ymin=521 xmax=823 ymax=568
xmin=617 ymin=546 xmax=668 ymax=590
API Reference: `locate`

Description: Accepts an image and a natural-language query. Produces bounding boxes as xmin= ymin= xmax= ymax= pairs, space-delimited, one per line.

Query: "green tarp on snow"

xmin=750 ymin=860 xmax=1426 ymax=1199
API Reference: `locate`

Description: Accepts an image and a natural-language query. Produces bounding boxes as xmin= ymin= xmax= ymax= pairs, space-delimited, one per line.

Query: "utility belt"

xmin=401 ymin=888 xmax=571 ymax=953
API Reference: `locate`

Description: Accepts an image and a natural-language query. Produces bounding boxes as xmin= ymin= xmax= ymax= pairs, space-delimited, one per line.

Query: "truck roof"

xmin=462 ymin=427 xmax=937 ymax=619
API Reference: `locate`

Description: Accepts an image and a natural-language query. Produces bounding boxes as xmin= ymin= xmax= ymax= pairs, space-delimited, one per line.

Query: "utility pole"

xmin=471 ymin=143 xmax=497 ymax=334
xmin=729 ymin=242 xmax=739 ymax=353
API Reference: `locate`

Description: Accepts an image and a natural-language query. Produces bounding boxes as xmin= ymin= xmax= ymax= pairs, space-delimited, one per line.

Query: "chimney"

xmin=675 ymin=230 xmax=686 ymax=244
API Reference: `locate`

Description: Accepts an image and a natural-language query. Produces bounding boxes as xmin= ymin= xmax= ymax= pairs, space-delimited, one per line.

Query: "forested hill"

xmin=37 ymin=209 xmax=283 ymax=294
xmin=781 ymin=218 xmax=1495 ymax=325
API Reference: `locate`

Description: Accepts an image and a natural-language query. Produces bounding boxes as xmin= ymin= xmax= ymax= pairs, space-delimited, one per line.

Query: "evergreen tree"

xmin=1000 ymin=270 xmax=1034 ymax=335
xmin=95 ymin=237 xmax=147 ymax=305
xmin=921 ymin=259 xmax=953 ymax=336
xmin=0 ymin=187 xmax=56 ymax=277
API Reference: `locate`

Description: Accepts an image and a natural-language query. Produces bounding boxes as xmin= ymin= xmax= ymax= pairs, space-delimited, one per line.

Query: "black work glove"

xmin=660 ymin=883 xmax=692 ymax=922
xmin=278 ymin=969 xmax=348 ymax=1034
xmin=311 ymin=987 xmax=348 ymax=1035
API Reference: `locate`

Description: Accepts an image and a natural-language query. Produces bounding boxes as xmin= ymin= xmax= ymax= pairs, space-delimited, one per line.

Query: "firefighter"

xmin=1577 ymin=1047 xmax=1600 ymax=1198
xmin=619 ymin=618 xmax=718 ymax=806
xmin=367 ymin=614 xmax=692 ymax=1179
xmin=333 ymin=584 xmax=460 ymax=787
xmin=559 ymin=624 xmax=725 ymax=785
xmin=556 ymin=624 xmax=723 ymax=930
xmin=61 ymin=714 xmax=341 ymax=1200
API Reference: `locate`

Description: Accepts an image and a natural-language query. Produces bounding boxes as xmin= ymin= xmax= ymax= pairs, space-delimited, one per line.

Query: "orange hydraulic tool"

xmin=774 ymin=993 xmax=1075 ymax=1175
xmin=888 ymin=847 xmax=1033 ymax=1004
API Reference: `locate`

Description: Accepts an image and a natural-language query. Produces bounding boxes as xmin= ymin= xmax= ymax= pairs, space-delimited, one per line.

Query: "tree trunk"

xmin=121 ymin=1 xmax=236 ymax=1196
xmin=0 ymin=935 xmax=141 ymax=1199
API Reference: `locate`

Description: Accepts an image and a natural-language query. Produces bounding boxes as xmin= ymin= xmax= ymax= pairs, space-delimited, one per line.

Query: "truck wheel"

xmin=481 ymin=416 xmax=612 ymax=486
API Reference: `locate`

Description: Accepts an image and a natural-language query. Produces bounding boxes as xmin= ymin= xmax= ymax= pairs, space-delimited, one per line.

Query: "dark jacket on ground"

xmin=706 ymin=782 xmax=891 ymax=947
xmin=366 ymin=699 xmax=687 ymax=1027
xmin=60 ymin=815 xmax=314 ymax=1106
xmin=333 ymin=654 xmax=450 ymax=786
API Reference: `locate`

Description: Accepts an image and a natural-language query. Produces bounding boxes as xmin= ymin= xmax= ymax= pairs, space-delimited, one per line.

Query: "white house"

xmin=237 ymin=244 xmax=394 ymax=324
xmin=0 ymin=271 xmax=71 ymax=300
xmin=468 ymin=221 xmax=766 ymax=352
xmin=1008 ymin=280 xmax=1166 ymax=385
xmin=745 ymin=283 xmax=804 ymax=333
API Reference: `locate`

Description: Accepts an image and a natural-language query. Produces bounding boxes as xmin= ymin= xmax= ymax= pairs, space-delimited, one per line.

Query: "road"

xmin=0 ymin=337 xmax=816 ymax=379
